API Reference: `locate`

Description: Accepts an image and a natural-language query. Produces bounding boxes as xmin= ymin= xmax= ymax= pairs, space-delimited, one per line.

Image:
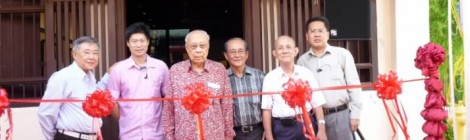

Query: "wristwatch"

xmin=318 ymin=119 xmax=326 ymax=125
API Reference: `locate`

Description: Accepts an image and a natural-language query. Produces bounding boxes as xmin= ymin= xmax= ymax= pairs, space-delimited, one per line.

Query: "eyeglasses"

xmin=227 ymin=50 xmax=246 ymax=55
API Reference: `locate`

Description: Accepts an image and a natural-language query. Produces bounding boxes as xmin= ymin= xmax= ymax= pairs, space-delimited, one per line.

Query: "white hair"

xmin=184 ymin=30 xmax=210 ymax=43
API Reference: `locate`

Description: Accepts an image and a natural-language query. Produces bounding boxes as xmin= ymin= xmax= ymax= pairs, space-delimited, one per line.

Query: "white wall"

xmin=394 ymin=0 xmax=429 ymax=139
xmin=462 ymin=0 xmax=470 ymax=139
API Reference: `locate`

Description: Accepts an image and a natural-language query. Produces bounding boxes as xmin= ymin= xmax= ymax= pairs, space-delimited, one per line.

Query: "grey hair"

xmin=72 ymin=36 xmax=99 ymax=51
xmin=184 ymin=30 xmax=210 ymax=43
xmin=224 ymin=37 xmax=248 ymax=52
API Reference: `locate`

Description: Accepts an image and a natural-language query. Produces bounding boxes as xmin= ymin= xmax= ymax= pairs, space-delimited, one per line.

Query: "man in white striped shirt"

xmin=224 ymin=38 xmax=265 ymax=140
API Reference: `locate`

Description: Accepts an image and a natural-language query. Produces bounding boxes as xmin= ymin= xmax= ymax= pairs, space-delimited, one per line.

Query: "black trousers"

xmin=272 ymin=114 xmax=318 ymax=140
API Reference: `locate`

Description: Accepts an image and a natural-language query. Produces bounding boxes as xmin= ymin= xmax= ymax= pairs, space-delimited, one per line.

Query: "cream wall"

xmin=0 ymin=107 xmax=45 ymax=140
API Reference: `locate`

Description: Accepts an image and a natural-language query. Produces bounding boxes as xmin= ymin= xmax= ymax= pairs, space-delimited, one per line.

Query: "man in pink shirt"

xmin=107 ymin=22 xmax=169 ymax=139
xmin=163 ymin=30 xmax=235 ymax=140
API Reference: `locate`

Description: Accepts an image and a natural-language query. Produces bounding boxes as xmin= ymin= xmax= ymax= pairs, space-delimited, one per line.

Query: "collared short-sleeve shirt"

xmin=261 ymin=65 xmax=326 ymax=118
xmin=107 ymin=56 xmax=169 ymax=139
xmin=38 ymin=62 xmax=103 ymax=140
xmin=163 ymin=60 xmax=235 ymax=140
xmin=227 ymin=66 xmax=265 ymax=126
xmin=297 ymin=45 xmax=362 ymax=119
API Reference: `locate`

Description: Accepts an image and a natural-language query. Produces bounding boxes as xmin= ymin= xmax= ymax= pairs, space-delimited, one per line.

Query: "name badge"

xmin=207 ymin=82 xmax=220 ymax=89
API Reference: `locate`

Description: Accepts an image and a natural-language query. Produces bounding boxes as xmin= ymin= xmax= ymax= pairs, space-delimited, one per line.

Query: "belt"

xmin=234 ymin=122 xmax=263 ymax=133
xmin=272 ymin=110 xmax=314 ymax=120
xmin=57 ymin=129 xmax=96 ymax=139
xmin=323 ymin=104 xmax=348 ymax=115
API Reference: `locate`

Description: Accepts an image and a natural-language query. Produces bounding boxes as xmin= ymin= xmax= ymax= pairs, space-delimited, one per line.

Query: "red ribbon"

xmin=181 ymin=83 xmax=212 ymax=140
xmin=0 ymin=88 xmax=13 ymax=140
xmin=3 ymin=77 xmax=428 ymax=140
xmin=415 ymin=42 xmax=447 ymax=139
xmin=82 ymin=90 xmax=115 ymax=140
xmin=281 ymin=78 xmax=315 ymax=140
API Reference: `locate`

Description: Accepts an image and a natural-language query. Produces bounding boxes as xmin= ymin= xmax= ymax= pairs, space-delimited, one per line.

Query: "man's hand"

xmin=351 ymin=119 xmax=360 ymax=131
xmin=316 ymin=128 xmax=328 ymax=140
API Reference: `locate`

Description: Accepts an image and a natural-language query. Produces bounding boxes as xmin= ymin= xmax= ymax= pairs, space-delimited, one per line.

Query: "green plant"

xmin=429 ymin=0 xmax=465 ymax=139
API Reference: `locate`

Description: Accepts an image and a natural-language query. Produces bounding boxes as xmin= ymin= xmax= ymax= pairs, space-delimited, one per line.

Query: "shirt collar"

xmin=70 ymin=61 xmax=91 ymax=79
xmin=280 ymin=65 xmax=301 ymax=79
xmin=227 ymin=66 xmax=253 ymax=76
xmin=182 ymin=59 xmax=213 ymax=73
xmin=308 ymin=44 xmax=332 ymax=57
xmin=122 ymin=55 xmax=156 ymax=70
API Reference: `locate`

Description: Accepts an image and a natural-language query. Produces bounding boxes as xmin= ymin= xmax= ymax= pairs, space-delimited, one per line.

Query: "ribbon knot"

xmin=182 ymin=83 xmax=212 ymax=114
xmin=82 ymin=90 xmax=115 ymax=118
xmin=0 ymin=89 xmax=10 ymax=116
xmin=0 ymin=88 xmax=13 ymax=140
xmin=281 ymin=78 xmax=312 ymax=108
xmin=373 ymin=71 xmax=402 ymax=100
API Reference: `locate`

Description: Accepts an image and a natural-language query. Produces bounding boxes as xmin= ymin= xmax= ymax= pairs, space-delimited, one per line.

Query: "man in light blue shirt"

xmin=38 ymin=36 xmax=108 ymax=140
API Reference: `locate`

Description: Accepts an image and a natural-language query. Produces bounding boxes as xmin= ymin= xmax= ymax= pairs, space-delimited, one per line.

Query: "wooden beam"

xmin=0 ymin=6 xmax=44 ymax=13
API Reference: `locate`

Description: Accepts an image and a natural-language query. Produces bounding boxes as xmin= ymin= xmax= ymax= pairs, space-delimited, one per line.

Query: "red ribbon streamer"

xmin=196 ymin=114 xmax=204 ymax=140
xmin=181 ymin=83 xmax=212 ymax=140
xmin=281 ymin=78 xmax=315 ymax=140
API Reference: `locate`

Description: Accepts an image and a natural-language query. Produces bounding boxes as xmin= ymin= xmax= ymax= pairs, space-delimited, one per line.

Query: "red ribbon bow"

xmin=281 ymin=78 xmax=312 ymax=108
xmin=0 ymin=89 xmax=10 ymax=115
xmin=182 ymin=83 xmax=212 ymax=114
xmin=414 ymin=43 xmax=445 ymax=77
xmin=281 ymin=78 xmax=316 ymax=140
xmin=82 ymin=90 xmax=115 ymax=118
xmin=0 ymin=88 xmax=13 ymax=140
xmin=182 ymin=83 xmax=212 ymax=140
xmin=373 ymin=71 xmax=402 ymax=100
xmin=82 ymin=90 xmax=114 ymax=140
xmin=372 ymin=71 xmax=409 ymax=139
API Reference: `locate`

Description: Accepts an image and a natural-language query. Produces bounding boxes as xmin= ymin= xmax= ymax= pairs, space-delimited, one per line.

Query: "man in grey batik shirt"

xmin=224 ymin=38 xmax=265 ymax=140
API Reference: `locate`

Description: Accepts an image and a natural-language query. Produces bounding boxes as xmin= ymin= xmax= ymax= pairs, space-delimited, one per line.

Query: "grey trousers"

xmin=325 ymin=109 xmax=354 ymax=140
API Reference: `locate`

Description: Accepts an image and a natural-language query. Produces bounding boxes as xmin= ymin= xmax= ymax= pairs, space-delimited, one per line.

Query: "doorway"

xmin=126 ymin=0 xmax=243 ymax=67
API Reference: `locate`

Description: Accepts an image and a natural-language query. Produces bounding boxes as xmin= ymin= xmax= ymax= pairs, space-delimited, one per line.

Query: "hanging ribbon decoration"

xmin=181 ymin=83 xmax=212 ymax=140
xmin=82 ymin=90 xmax=115 ymax=140
xmin=414 ymin=42 xmax=447 ymax=140
xmin=281 ymin=78 xmax=315 ymax=140
xmin=373 ymin=71 xmax=409 ymax=139
xmin=0 ymin=88 xmax=13 ymax=140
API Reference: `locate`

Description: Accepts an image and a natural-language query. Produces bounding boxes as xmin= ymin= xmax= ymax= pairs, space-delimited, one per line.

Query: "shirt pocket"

xmin=250 ymin=95 xmax=261 ymax=108
xmin=325 ymin=64 xmax=344 ymax=80
xmin=150 ymin=78 xmax=162 ymax=98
